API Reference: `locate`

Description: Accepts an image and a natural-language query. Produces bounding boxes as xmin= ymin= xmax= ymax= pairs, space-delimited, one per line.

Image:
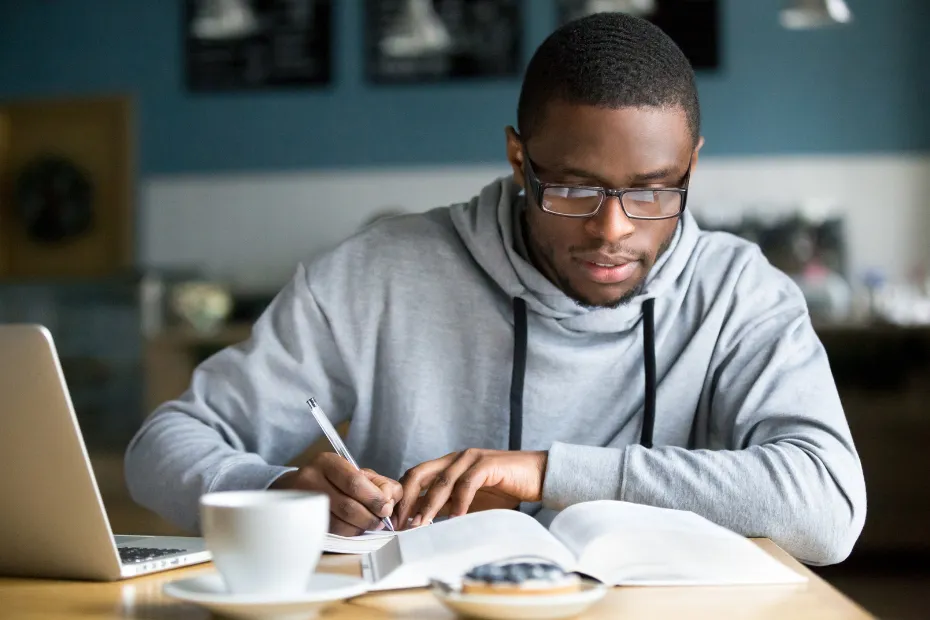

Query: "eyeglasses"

xmin=521 ymin=144 xmax=692 ymax=221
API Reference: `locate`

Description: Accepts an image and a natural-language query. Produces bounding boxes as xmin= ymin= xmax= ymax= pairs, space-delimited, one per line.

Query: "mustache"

xmin=569 ymin=245 xmax=648 ymax=262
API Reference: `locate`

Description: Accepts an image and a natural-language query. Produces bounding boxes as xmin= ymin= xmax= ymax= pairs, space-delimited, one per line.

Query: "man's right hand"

xmin=269 ymin=452 xmax=402 ymax=536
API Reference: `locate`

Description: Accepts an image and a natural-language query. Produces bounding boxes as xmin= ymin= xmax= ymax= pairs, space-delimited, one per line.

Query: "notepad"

xmin=324 ymin=519 xmax=437 ymax=554
xmin=324 ymin=530 xmax=396 ymax=554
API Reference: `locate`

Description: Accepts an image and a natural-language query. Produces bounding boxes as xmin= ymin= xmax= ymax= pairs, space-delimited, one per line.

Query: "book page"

xmin=362 ymin=509 xmax=577 ymax=591
xmin=549 ymin=500 xmax=806 ymax=586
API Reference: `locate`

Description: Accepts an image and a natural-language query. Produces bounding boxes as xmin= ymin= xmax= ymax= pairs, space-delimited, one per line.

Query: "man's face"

xmin=507 ymin=101 xmax=701 ymax=308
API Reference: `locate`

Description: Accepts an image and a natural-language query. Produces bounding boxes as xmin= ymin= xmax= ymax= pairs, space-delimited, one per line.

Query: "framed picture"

xmin=556 ymin=0 xmax=720 ymax=70
xmin=365 ymin=0 xmax=522 ymax=83
xmin=184 ymin=0 xmax=333 ymax=91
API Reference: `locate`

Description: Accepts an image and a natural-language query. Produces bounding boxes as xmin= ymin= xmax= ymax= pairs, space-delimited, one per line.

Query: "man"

xmin=126 ymin=12 xmax=866 ymax=566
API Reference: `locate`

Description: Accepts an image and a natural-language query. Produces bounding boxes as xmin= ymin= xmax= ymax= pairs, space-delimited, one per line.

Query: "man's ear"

xmin=504 ymin=126 xmax=526 ymax=190
xmin=691 ymin=136 xmax=705 ymax=172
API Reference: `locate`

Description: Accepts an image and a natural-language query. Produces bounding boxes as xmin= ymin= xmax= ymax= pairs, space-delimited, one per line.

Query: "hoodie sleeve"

xmin=124 ymin=262 xmax=356 ymax=533
xmin=542 ymin=253 xmax=867 ymax=566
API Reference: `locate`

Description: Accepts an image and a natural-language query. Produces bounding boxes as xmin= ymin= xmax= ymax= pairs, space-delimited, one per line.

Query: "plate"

xmin=163 ymin=571 xmax=368 ymax=619
xmin=431 ymin=579 xmax=609 ymax=620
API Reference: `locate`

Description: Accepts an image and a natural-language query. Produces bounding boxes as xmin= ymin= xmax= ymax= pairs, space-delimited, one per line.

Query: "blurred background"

xmin=1 ymin=0 xmax=928 ymax=615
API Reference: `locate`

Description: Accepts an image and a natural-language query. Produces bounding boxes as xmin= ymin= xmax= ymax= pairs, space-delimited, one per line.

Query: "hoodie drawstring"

xmin=640 ymin=297 xmax=656 ymax=449
xmin=509 ymin=298 xmax=528 ymax=452
xmin=508 ymin=297 xmax=657 ymax=452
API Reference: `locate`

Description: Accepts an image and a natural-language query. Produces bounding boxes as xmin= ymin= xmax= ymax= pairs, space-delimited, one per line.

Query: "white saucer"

xmin=431 ymin=580 xmax=608 ymax=620
xmin=163 ymin=571 xmax=369 ymax=620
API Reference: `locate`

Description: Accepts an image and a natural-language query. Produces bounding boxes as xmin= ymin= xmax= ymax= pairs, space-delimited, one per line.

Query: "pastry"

xmin=461 ymin=560 xmax=581 ymax=595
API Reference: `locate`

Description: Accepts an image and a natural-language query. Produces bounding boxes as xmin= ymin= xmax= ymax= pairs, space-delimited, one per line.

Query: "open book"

xmin=358 ymin=500 xmax=807 ymax=591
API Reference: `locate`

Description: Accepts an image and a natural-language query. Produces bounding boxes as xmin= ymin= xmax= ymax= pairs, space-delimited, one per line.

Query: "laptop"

xmin=0 ymin=324 xmax=210 ymax=580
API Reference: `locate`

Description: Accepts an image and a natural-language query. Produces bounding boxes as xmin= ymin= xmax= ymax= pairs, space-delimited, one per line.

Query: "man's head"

xmin=507 ymin=12 xmax=703 ymax=309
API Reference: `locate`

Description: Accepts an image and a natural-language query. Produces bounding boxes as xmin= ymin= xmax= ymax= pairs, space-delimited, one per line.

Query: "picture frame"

xmin=365 ymin=0 xmax=523 ymax=84
xmin=184 ymin=0 xmax=333 ymax=91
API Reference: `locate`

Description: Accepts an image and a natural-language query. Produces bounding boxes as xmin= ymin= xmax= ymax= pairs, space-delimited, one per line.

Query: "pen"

xmin=305 ymin=398 xmax=395 ymax=532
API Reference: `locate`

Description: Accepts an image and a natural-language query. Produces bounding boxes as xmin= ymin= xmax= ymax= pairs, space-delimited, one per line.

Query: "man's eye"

xmin=547 ymin=187 xmax=600 ymax=199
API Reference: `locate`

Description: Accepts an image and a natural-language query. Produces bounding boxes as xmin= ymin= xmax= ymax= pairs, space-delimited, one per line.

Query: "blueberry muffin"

xmin=461 ymin=560 xmax=581 ymax=595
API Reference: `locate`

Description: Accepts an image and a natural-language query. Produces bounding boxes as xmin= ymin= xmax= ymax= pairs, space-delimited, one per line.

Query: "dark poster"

xmin=184 ymin=0 xmax=333 ymax=91
xmin=365 ymin=0 xmax=522 ymax=83
xmin=557 ymin=0 xmax=720 ymax=70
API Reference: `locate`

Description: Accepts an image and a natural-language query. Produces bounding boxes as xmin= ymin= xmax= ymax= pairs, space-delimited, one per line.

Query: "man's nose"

xmin=585 ymin=196 xmax=636 ymax=243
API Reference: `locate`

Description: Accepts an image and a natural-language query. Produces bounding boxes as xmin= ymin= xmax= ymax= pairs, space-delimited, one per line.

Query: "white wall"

xmin=141 ymin=154 xmax=930 ymax=293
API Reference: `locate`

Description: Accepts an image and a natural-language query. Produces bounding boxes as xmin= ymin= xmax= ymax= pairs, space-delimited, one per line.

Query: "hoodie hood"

xmin=449 ymin=176 xmax=699 ymax=333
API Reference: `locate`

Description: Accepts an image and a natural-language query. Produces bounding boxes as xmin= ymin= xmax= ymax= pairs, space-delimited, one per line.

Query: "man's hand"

xmin=269 ymin=452 xmax=402 ymax=536
xmin=394 ymin=449 xmax=548 ymax=529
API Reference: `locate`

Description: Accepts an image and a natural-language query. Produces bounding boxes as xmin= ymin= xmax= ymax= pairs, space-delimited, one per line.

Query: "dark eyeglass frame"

xmin=520 ymin=139 xmax=694 ymax=221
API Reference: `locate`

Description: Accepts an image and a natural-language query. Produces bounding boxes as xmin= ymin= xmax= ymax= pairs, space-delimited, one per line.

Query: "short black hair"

xmin=517 ymin=11 xmax=700 ymax=145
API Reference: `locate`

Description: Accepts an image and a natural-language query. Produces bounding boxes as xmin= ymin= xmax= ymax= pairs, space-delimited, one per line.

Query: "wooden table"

xmin=0 ymin=540 xmax=873 ymax=619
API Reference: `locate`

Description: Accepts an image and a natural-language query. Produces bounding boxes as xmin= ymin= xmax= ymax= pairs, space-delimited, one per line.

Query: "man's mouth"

xmin=576 ymin=257 xmax=640 ymax=284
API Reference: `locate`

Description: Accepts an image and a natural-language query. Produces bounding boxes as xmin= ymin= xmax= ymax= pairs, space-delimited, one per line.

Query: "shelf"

xmin=146 ymin=322 xmax=253 ymax=347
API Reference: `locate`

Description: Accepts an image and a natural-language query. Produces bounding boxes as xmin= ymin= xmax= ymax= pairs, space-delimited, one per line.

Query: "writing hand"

xmin=270 ymin=452 xmax=402 ymax=536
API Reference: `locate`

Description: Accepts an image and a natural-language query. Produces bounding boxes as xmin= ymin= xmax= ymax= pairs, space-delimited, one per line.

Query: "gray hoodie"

xmin=125 ymin=176 xmax=866 ymax=566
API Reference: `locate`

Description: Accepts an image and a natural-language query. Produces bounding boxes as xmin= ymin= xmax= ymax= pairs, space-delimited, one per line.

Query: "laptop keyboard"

xmin=118 ymin=546 xmax=186 ymax=564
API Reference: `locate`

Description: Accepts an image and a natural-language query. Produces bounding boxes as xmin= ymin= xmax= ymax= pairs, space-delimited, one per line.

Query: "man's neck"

xmin=513 ymin=194 xmax=533 ymax=264
xmin=516 ymin=200 xmax=566 ymax=297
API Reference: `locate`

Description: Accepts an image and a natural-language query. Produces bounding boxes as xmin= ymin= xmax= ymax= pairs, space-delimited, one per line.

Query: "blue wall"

xmin=1 ymin=0 xmax=928 ymax=175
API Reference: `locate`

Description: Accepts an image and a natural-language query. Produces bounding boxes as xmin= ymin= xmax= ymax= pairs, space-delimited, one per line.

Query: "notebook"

xmin=324 ymin=530 xmax=396 ymax=554
xmin=358 ymin=500 xmax=808 ymax=591
xmin=324 ymin=518 xmax=439 ymax=554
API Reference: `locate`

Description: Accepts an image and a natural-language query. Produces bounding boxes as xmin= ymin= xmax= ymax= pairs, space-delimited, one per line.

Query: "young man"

xmin=126 ymin=12 xmax=866 ymax=566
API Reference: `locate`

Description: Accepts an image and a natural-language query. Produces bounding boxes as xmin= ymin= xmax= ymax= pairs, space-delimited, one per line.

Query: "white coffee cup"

xmin=200 ymin=490 xmax=329 ymax=596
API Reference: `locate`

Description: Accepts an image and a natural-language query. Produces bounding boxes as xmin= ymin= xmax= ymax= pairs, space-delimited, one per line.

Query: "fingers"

xmin=396 ymin=453 xmax=457 ymax=529
xmin=315 ymin=471 xmax=387 ymax=532
xmin=363 ymin=469 xmax=404 ymax=505
xmin=446 ymin=466 xmax=490 ymax=518
xmin=416 ymin=450 xmax=485 ymax=525
xmin=329 ymin=513 xmax=365 ymax=537
xmin=282 ymin=456 xmax=408 ymax=535
xmin=320 ymin=454 xmax=395 ymax=521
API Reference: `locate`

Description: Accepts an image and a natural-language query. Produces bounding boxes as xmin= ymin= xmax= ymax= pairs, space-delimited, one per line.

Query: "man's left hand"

xmin=394 ymin=449 xmax=548 ymax=529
